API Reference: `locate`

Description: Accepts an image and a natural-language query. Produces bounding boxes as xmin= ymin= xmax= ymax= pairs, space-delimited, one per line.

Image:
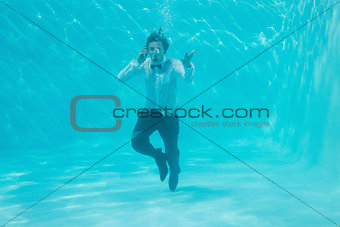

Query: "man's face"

xmin=148 ymin=41 xmax=165 ymax=64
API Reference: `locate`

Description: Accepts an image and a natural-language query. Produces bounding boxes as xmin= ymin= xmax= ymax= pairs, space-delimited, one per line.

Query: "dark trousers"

xmin=131 ymin=111 xmax=180 ymax=173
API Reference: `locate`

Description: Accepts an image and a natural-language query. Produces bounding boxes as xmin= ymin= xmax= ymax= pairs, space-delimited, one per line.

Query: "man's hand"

xmin=136 ymin=47 xmax=148 ymax=64
xmin=181 ymin=50 xmax=195 ymax=68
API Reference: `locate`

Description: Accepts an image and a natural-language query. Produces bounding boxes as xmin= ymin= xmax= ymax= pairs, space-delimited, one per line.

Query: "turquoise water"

xmin=1 ymin=0 xmax=340 ymax=226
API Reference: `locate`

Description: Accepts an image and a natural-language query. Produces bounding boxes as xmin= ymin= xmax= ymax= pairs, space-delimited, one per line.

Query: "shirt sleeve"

xmin=174 ymin=59 xmax=195 ymax=83
xmin=117 ymin=59 xmax=145 ymax=82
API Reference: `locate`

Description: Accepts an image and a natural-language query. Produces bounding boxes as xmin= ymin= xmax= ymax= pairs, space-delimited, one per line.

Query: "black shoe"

xmin=155 ymin=148 xmax=168 ymax=182
xmin=169 ymin=171 xmax=179 ymax=191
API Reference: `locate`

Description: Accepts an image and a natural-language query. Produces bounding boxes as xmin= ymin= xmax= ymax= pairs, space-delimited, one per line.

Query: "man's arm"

xmin=175 ymin=49 xmax=195 ymax=83
xmin=117 ymin=47 xmax=148 ymax=82
xmin=117 ymin=59 xmax=144 ymax=82
xmin=174 ymin=60 xmax=195 ymax=83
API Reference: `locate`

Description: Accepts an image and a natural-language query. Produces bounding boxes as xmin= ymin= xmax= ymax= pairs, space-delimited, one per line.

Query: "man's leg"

xmin=131 ymin=115 xmax=160 ymax=158
xmin=158 ymin=115 xmax=180 ymax=191
xmin=131 ymin=115 xmax=168 ymax=181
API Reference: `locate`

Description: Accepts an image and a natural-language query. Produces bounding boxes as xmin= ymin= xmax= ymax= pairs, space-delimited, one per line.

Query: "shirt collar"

xmin=150 ymin=56 xmax=167 ymax=69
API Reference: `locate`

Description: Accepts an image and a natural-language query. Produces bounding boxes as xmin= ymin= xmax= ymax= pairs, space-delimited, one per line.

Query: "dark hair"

xmin=145 ymin=28 xmax=169 ymax=54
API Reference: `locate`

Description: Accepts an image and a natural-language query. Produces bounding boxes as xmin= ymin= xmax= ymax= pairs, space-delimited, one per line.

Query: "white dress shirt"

xmin=117 ymin=56 xmax=195 ymax=115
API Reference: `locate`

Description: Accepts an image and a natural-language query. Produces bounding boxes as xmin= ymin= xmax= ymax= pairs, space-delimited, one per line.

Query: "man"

xmin=117 ymin=28 xmax=195 ymax=191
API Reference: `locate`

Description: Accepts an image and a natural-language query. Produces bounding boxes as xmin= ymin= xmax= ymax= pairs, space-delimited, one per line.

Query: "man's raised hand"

xmin=136 ymin=47 xmax=148 ymax=64
xmin=181 ymin=50 xmax=195 ymax=68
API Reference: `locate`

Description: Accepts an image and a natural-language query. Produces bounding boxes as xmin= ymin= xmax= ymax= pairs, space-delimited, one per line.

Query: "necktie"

xmin=151 ymin=64 xmax=162 ymax=70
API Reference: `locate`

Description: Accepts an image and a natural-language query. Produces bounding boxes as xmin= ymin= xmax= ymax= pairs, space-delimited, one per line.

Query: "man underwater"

xmin=117 ymin=28 xmax=195 ymax=191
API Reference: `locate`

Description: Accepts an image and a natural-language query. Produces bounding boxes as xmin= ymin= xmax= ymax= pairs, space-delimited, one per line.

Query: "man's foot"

xmin=169 ymin=170 xmax=179 ymax=191
xmin=154 ymin=148 xmax=168 ymax=182
xmin=168 ymin=164 xmax=181 ymax=191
